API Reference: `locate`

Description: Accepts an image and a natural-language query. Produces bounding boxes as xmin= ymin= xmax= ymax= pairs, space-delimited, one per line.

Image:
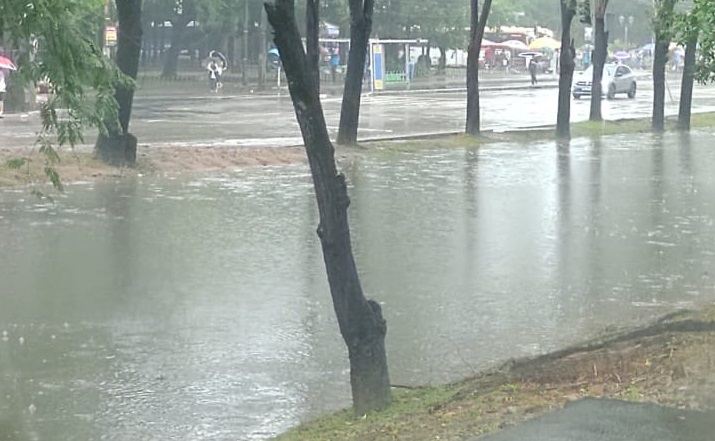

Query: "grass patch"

xmin=361 ymin=111 xmax=715 ymax=155
xmin=274 ymin=305 xmax=715 ymax=441
xmin=0 ymin=149 xmax=131 ymax=190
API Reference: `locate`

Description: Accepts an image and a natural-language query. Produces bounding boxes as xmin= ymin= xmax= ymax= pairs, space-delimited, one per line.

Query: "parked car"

xmin=572 ymin=63 xmax=637 ymax=100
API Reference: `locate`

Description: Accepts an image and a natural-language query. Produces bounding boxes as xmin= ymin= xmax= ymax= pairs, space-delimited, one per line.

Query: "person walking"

xmin=0 ymin=70 xmax=6 ymax=118
xmin=330 ymin=48 xmax=340 ymax=84
xmin=207 ymin=59 xmax=222 ymax=92
xmin=528 ymin=57 xmax=538 ymax=86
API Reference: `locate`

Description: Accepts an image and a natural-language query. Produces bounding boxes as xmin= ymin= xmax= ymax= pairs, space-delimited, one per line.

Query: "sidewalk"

xmin=134 ymin=71 xmax=561 ymax=97
xmin=473 ymin=398 xmax=713 ymax=441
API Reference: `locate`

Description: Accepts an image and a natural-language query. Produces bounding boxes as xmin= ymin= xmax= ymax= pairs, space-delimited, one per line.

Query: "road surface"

xmin=1 ymin=78 xmax=714 ymax=149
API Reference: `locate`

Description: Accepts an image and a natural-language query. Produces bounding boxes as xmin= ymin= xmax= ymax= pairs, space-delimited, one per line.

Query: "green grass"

xmin=274 ymin=386 xmax=458 ymax=441
xmin=360 ymin=111 xmax=715 ymax=155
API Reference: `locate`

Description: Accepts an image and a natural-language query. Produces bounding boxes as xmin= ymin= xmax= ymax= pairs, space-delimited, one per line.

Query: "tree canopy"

xmin=1 ymin=0 xmax=129 ymax=188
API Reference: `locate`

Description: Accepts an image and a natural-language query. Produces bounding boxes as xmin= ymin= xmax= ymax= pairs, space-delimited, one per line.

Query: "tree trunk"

xmin=677 ymin=32 xmax=698 ymax=131
xmin=259 ymin=8 xmax=268 ymax=88
xmin=651 ymin=38 xmax=669 ymax=132
xmin=556 ymin=1 xmax=576 ymax=139
xmin=438 ymin=45 xmax=447 ymax=72
xmin=465 ymin=0 xmax=493 ymax=135
xmin=652 ymin=0 xmax=675 ymax=133
xmin=265 ymin=0 xmax=391 ymax=416
xmin=336 ymin=0 xmax=375 ymax=145
xmin=161 ymin=17 xmax=187 ymax=78
xmin=306 ymin=0 xmax=320 ymax=94
xmin=589 ymin=16 xmax=608 ymax=121
xmin=96 ymin=0 xmax=143 ymax=166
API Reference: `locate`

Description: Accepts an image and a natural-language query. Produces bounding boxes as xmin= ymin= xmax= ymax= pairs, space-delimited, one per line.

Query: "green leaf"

xmin=44 ymin=166 xmax=64 ymax=192
xmin=5 ymin=157 xmax=31 ymax=170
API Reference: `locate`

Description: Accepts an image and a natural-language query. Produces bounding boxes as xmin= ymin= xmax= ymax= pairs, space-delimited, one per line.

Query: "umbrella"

xmin=642 ymin=43 xmax=655 ymax=53
xmin=614 ymin=51 xmax=630 ymax=59
xmin=501 ymin=40 xmax=529 ymax=50
xmin=209 ymin=50 xmax=228 ymax=69
xmin=518 ymin=51 xmax=543 ymax=58
xmin=0 ymin=55 xmax=17 ymax=70
xmin=529 ymin=36 xmax=561 ymax=50
xmin=479 ymin=39 xmax=499 ymax=47
xmin=267 ymin=47 xmax=281 ymax=69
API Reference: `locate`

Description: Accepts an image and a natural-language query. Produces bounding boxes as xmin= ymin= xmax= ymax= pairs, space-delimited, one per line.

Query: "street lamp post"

xmin=242 ymin=0 xmax=249 ymax=86
xmin=618 ymin=15 xmax=634 ymax=47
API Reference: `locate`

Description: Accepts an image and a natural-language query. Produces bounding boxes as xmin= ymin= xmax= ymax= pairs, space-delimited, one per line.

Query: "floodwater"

xmin=2 ymin=131 xmax=715 ymax=440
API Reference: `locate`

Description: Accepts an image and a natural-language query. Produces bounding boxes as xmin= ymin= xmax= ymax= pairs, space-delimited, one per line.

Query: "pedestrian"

xmin=0 ymin=69 xmax=5 ymax=118
xmin=330 ymin=48 xmax=340 ymax=84
xmin=528 ymin=57 xmax=538 ymax=86
xmin=207 ymin=59 xmax=222 ymax=92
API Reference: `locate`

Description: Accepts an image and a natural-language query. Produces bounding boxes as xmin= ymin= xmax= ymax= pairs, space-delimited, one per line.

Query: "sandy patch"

xmin=0 ymin=143 xmax=349 ymax=188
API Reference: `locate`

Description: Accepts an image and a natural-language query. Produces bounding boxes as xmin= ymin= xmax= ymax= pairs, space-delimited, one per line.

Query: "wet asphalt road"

xmin=473 ymin=398 xmax=714 ymax=441
xmin=2 ymin=78 xmax=715 ymax=149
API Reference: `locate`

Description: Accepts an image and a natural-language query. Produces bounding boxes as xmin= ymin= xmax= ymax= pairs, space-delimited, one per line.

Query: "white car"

xmin=572 ymin=64 xmax=637 ymax=100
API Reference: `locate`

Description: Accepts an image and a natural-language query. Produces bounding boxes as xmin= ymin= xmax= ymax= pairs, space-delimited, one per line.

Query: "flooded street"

xmin=2 ymin=130 xmax=715 ymax=439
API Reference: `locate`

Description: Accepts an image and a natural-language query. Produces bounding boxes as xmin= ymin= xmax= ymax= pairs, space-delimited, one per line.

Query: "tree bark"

xmin=259 ymin=8 xmax=268 ymax=88
xmin=652 ymin=0 xmax=675 ymax=133
xmin=161 ymin=17 xmax=188 ymax=78
xmin=306 ymin=0 xmax=321 ymax=94
xmin=264 ymin=0 xmax=391 ymax=416
xmin=438 ymin=45 xmax=447 ymax=72
xmin=465 ymin=0 xmax=493 ymax=135
xmin=652 ymin=38 xmax=669 ymax=132
xmin=589 ymin=14 xmax=608 ymax=121
xmin=336 ymin=0 xmax=375 ymax=145
xmin=556 ymin=0 xmax=576 ymax=139
xmin=96 ymin=0 xmax=143 ymax=166
xmin=677 ymin=32 xmax=698 ymax=131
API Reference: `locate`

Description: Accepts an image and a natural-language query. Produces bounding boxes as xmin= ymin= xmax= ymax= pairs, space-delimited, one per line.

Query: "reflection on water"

xmin=2 ymin=131 xmax=715 ymax=439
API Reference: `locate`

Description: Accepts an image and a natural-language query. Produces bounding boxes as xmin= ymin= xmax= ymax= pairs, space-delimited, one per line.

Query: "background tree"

xmin=651 ymin=0 xmax=677 ymax=132
xmin=264 ymin=0 xmax=391 ymax=415
xmin=1 ymin=0 xmax=127 ymax=189
xmin=556 ymin=0 xmax=578 ymax=139
xmin=306 ymin=0 xmax=321 ymax=92
xmin=589 ymin=0 xmax=609 ymax=121
xmin=675 ymin=0 xmax=699 ymax=130
xmin=96 ymin=0 xmax=144 ymax=166
xmin=157 ymin=0 xmax=197 ymax=78
xmin=402 ymin=0 xmax=469 ymax=72
xmin=692 ymin=0 xmax=715 ymax=85
xmin=465 ymin=0 xmax=493 ymax=135
xmin=336 ymin=0 xmax=375 ymax=145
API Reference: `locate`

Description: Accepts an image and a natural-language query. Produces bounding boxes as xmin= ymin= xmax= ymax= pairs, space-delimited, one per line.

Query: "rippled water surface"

xmin=2 ymin=131 xmax=715 ymax=439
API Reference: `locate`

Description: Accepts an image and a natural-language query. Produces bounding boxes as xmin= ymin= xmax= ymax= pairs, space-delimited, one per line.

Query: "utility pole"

xmin=259 ymin=6 xmax=267 ymax=88
xmin=242 ymin=0 xmax=249 ymax=85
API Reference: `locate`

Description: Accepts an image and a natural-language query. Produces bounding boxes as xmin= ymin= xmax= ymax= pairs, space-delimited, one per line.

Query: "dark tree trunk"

xmin=677 ymin=32 xmax=698 ymax=131
xmin=259 ymin=9 xmax=268 ymax=88
xmin=306 ymin=0 xmax=320 ymax=93
xmin=465 ymin=0 xmax=493 ymax=135
xmin=438 ymin=45 xmax=447 ymax=72
xmin=652 ymin=0 xmax=675 ymax=133
xmin=336 ymin=0 xmax=375 ymax=145
xmin=589 ymin=16 xmax=608 ymax=121
xmin=264 ymin=0 xmax=391 ymax=416
xmin=96 ymin=0 xmax=143 ymax=166
xmin=652 ymin=38 xmax=669 ymax=132
xmin=161 ymin=17 xmax=188 ymax=78
xmin=556 ymin=0 xmax=576 ymax=139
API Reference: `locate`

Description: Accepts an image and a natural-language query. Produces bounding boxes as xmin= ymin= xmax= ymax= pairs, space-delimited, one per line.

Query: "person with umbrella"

xmin=206 ymin=50 xmax=228 ymax=92
xmin=0 ymin=55 xmax=15 ymax=118
xmin=0 ymin=69 xmax=5 ymax=118
xmin=528 ymin=56 xmax=538 ymax=86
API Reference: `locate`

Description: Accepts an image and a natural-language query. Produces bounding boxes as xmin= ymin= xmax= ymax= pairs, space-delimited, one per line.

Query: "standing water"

xmin=2 ymin=131 xmax=715 ymax=439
